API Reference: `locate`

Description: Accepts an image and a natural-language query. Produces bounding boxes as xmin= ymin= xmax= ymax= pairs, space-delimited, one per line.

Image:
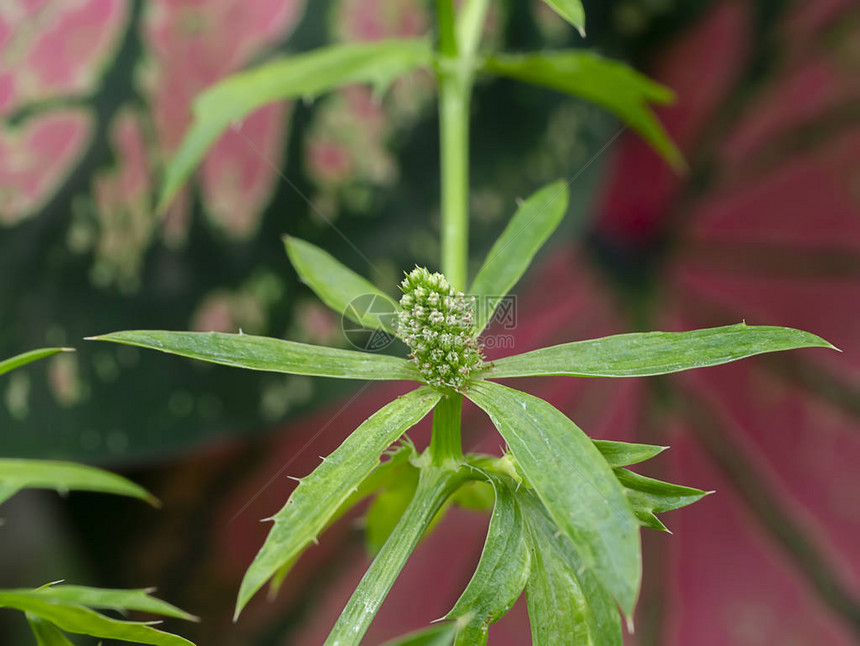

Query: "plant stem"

xmin=436 ymin=0 xmax=483 ymax=293
xmin=430 ymin=393 xmax=464 ymax=464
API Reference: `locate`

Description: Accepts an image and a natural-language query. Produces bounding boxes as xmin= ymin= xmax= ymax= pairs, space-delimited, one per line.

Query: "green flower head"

xmin=398 ymin=267 xmax=483 ymax=391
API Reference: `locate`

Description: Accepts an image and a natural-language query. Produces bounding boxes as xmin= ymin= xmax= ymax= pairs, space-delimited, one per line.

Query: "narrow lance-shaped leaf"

xmin=0 ymin=590 xmax=194 ymax=646
xmin=269 ymin=442 xmax=420 ymax=597
xmin=466 ymin=381 xmax=641 ymax=617
xmin=518 ymin=490 xmax=622 ymax=646
xmin=469 ymin=182 xmax=568 ymax=334
xmin=0 ymin=348 xmax=73 ymax=377
xmin=485 ymin=323 xmax=837 ymax=379
xmin=33 ymin=585 xmax=197 ymax=622
xmin=27 ymin=615 xmax=74 ymax=646
xmin=90 ymin=330 xmax=419 ymax=381
xmin=593 ymin=439 xmax=667 ymax=468
xmin=615 ymin=468 xmax=711 ymax=532
xmin=0 ymin=460 xmax=156 ymax=508
xmin=160 ymin=39 xmax=433 ymax=210
xmin=445 ymin=476 xmax=530 ymax=646
xmin=540 ymin=0 xmax=586 ymax=36
xmin=236 ymin=388 xmax=441 ymax=618
xmin=484 ymin=51 xmax=683 ymax=169
xmin=325 ymin=467 xmax=467 ymax=646
xmin=285 ymin=236 xmax=399 ymax=333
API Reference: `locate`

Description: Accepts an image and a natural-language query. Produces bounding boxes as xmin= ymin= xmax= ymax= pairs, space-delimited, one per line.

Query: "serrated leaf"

xmin=159 ymin=39 xmax=433 ymax=210
xmin=0 ymin=460 xmax=156 ymax=507
xmin=269 ymin=442 xmax=420 ymax=597
xmin=466 ymin=381 xmax=640 ymax=616
xmin=519 ymin=491 xmax=622 ymax=646
xmin=0 ymin=348 xmax=74 ymax=377
xmin=380 ymin=623 xmax=456 ymax=646
xmin=285 ymin=236 xmax=399 ymax=332
xmin=593 ymin=440 xmax=667 ymax=468
xmin=325 ymin=467 xmax=466 ymax=646
xmin=615 ymin=468 xmax=710 ymax=532
xmin=484 ymin=51 xmax=682 ymax=169
xmin=540 ymin=0 xmax=586 ymax=35
xmin=90 ymin=331 xmax=419 ymax=381
xmin=0 ymin=590 xmax=194 ymax=646
xmin=445 ymin=477 xmax=530 ymax=646
xmin=27 ymin=614 xmax=74 ymax=646
xmin=469 ymin=182 xmax=568 ymax=333
xmin=484 ymin=323 xmax=836 ymax=379
xmin=236 ymin=388 xmax=440 ymax=618
xmin=33 ymin=585 xmax=197 ymax=622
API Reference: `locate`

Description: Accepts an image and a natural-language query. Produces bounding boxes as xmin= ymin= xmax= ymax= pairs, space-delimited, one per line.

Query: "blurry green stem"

xmin=437 ymin=0 xmax=488 ymax=292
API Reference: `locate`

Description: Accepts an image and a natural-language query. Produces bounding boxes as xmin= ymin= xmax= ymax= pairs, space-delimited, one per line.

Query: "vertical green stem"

xmin=437 ymin=0 xmax=469 ymax=292
xmin=430 ymin=393 xmax=464 ymax=464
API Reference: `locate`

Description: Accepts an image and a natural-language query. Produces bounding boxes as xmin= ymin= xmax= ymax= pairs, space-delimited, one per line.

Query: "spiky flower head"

xmin=398 ymin=267 xmax=483 ymax=391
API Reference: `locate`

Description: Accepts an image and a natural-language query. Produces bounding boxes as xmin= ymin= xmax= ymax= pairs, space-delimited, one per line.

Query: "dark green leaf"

xmin=159 ymin=39 xmax=433 ymax=210
xmin=445 ymin=477 xmax=530 ymax=645
xmin=466 ymin=381 xmax=640 ymax=616
xmin=325 ymin=467 xmax=467 ymax=646
xmin=285 ymin=236 xmax=399 ymax=333
xmin=0 ymin=590 xmax=194 ymax=646
xmin=27 ymin=615 xmax=73 ymax=646
xmin=484 ymin=323 xmax=836 ymax=379
xmin=237 ymin=388 xmax=440 ymax=618
xmin=469 ymin=182 xmax=568 ymax=333
xmin=540 ymin=0 xmax=586 ymax=35
xmin=90 ymin=331 xmax=419 ymax=381
xmin=519 ymin=491 xmax=622 ymax=646
xmin=0 ymin=460 xmax=156 ymax=507
xmin=484 ymin=51 xmax=682 ymax=168
xmin=0 ymin=348 xmax=73 ymax=377
xmin=615 ymin=468 xmax=710 ymax=532
xmin=593 ymin=440 xmax=666 ymax=468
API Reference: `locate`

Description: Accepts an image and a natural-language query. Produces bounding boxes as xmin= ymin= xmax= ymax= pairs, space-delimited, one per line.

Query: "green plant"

xmin=91 ymin=1 xmax=836 ymax=644
xmin=0 ymin=349 xmax=197 ymax=645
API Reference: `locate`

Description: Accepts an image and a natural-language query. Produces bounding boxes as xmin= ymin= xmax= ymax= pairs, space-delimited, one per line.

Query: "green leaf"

xmin=27 ymin=614 xmax=74 ymax=646
xmin=484 ymin=51 xmax=683 ymax=169
xmin=0 ymin=590 xmax=194 ymax=646
xmin=159 ymin=39 xmax=433 ymax=210
xmin=285 ymin=236 xmax=399 ymax=333
xmin=593 ymin=440 xmax=666 ymax=468
xmin=615 ymin=468 xmax=710 ymax=532
xmin=365 ymin=468 xmax=419 ymax=556
xmin=269 ymin=441 xmax=419 ymax=597
xmin=449 ymin=479 xmax=495 ymax=511
xmin=33 ymin=585 xmax=197 ymax=622
xmin=0 ymin=460 xmax=156 ymax=507
xmin=445 ymin=477 xmax=530 ymax=646
xmin=236 ymin=388 xmax=441 ymax=618
xmin=484 ymin=323 xmax=837 ymax=379
xmin=380 ymin=623 xmax=456 ymax=646
xmin=519 ymin=491 xmax=622 ymax=646
xmin=325 ymin=467 xmax=466 ymax=646
xmin=90 ymin=330 xmax=419 ymax=381
xmin=0 ymin=348 xmax=73 ymax=377
xmin=540 ymin=0 xmax=586 ymax=35
xmin=469 ymin=182 xmax=568 ymax=333
xmin=466 ymin=381 xmax=641 ymax=616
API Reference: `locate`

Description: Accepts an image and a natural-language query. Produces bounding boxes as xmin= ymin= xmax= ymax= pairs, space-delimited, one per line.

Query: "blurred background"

xmin=1 ymin=0 xmax=859 ymax=643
